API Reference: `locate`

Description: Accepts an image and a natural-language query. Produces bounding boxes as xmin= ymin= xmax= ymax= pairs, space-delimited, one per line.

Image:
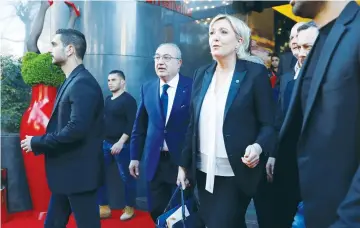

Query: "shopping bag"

xmin=156 ymin=186 xmax=196 ymax=228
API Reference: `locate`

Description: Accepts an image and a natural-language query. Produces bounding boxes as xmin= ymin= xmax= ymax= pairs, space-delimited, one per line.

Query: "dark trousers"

xmin=272 ymin=185 xmax=300 ymax=228
xmin=97 ymin=140 xmax=136 ymax=207
xmin=148 ymin=151 xmax=179 ymax=223
xmin=44 ymin=190 xmax=100 ymax=228
xmin=253 ymin=172 xmax=276 ymax=228
xmin=196 ymin=170 xmax=251 ymax=228
xmin=271 ymin=154 xmax=301 ymax=228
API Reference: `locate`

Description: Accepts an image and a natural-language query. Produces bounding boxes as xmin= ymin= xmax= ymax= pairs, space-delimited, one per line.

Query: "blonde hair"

xmin=209 ymin=14 xmax=263 ymax=65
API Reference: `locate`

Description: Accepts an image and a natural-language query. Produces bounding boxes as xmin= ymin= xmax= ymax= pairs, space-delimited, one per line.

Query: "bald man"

xmin=262 ymin=22 xmax=307 ymax=228
xmin=277 ymin=22 xmax=306 ymax=77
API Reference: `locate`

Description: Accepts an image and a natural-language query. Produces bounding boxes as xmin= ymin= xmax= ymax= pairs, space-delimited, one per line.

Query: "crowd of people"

xmin=18 ymin=0 xmax=360 ymax=228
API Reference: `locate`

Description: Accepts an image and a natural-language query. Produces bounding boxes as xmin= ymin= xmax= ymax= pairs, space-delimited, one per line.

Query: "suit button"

xmin=164 ymin=130 xmax=167 ymax=133
xmin=225 ymin=134 xmax=230 ymax=137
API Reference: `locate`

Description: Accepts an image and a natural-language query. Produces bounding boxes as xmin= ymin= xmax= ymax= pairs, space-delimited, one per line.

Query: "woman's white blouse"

xmin=197 ymin=71 xmax=235 ymax=193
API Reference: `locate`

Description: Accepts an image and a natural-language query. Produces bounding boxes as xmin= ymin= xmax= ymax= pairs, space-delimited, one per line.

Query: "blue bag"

xmin=292 ymin=201 xmax=305 ymax=228
xmin=156 ymin=186 xmax=196 ymax=228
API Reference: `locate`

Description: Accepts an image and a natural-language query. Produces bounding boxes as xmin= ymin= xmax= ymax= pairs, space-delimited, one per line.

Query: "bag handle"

xmin=163 ymin=186 xmax=180 ymax=213
xmin=162 ymin=185 xmax=187 ymax=227
xmin=180 ymin=186 xmax=186 ymax=227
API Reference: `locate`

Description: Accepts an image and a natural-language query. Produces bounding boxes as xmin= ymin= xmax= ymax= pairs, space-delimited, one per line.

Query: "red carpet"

xmin=2 ymin=210 xmax=155 ymax=228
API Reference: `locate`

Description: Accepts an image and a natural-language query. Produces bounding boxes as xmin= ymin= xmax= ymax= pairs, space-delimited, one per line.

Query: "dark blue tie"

xmin=161 ymin=84 xmax=170 ymax=119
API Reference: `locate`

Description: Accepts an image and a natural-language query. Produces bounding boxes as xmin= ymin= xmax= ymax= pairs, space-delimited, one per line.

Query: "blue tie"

xmin=161 ymin=84 xmax=170 ymax=120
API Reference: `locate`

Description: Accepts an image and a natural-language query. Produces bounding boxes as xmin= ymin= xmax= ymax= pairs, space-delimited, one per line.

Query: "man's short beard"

xmin=292 ymin=1 xmax=325 ymax=19
xmin=111 ymin=87 xmax=121 ymax=93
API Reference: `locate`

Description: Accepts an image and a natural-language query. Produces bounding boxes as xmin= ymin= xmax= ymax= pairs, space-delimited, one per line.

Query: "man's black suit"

xmin=278 ymin=52 xmax=297 ymax=77
xmin=275 ymin=52 xmax=297 ymax=89
xmin=270 ymin=71 xmax=301 ymax=228
xmin=31 ymin=64 xmax=104 ymax=228
xmin=278 ymin=2 xmax=360 ymax=227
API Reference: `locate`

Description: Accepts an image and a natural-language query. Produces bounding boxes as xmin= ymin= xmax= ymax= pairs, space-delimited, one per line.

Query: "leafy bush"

xmin=1 ymin=55 xmax=31 ymax=133
xmin=21 ymin=52 xmax=65 ymax=87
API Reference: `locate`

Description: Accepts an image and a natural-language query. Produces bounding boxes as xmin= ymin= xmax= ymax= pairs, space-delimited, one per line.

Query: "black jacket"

xmin=31 ymin=64 xmax=105 ymax=194
xmin=180 ymin=59 xmax=277 ymax=196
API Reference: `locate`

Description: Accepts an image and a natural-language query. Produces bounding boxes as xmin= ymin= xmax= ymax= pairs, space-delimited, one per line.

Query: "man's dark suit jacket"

xmin=278 ymin=2 xmax=360 ymax=227
xmin=275 ymin=52 xmax=297 ymax=89
xmin=274 ymin=71 xmax=296 ymax=134
xmin=31 ymin=64 xmax=104 ymax=195
xmin=180 ymin=60 xmax=277 ymax=196
xmin=272 ymin=70 xmax=301 ymax=227
xmin=130 ymin=75 xmax=192 ymax=182
xmin=278 ymin=52 xmax=297 ymax=77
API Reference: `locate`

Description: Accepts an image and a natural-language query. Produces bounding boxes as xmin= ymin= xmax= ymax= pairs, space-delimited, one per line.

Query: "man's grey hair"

xmin=297 ymin=21 xmax=318 ymax=33
xmin=157 ymin=43 xmax=182 ymax=59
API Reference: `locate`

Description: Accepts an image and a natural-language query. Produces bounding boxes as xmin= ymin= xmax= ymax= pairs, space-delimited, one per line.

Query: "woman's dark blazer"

xmin=180 ymin=59 xmax=277 ymax=196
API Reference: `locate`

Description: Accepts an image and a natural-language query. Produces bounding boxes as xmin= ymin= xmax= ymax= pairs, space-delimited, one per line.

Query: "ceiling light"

xmin=211 ymin=6 xmax=215 ymax=8
xmin=196 ymin=7 xmax=200 ymax=10
xmin=204 ymin=6 xmax=208 ymax=9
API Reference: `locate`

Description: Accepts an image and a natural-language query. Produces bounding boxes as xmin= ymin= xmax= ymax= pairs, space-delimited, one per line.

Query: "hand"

xmin=129 ymin=160 xmax=140 ymax=178
xmin=266 ymin=157 xmax=276 ymax=182
xmin=241 ymin=143 xmax=262 ymax=168
xmin=176 ymin=167 xmax=189 ymax=190
xmin=111 ymin=142 xmax=123 ymax=155
xmin=20 ymin=135 xmax=33 ymax=153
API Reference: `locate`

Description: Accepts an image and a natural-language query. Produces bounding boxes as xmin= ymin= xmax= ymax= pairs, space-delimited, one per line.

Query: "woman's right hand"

xmin=177 ymin=166 xmax=189 ymax=190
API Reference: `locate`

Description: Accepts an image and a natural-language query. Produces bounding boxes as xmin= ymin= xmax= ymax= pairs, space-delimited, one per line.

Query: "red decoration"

xmin=64 ymin=1 xmax=81 ymax=17
xmin=20 ymin=84 xmax=57 ymax=215
xmin=1 ymin=168 xmax=8 ymax=224
xmin=1 ymin=188 xmax=8 ymax=224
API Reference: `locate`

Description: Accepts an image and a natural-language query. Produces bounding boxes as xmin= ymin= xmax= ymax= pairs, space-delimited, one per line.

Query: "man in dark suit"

xmin=129 ymin=43 xmax=192 ymax=222
xmin=277 ymin=52 xmax=297 ymax=77
xmin=21 ymin=29 xmax=104 ymax=228
xmin=266 ymin=23 xmax=319 ymax=228
xmin=276 ymin=22 xmax=305 ymax=87
xmin=278 ymin=1 xmax=360 ymax=227
xmin=257 ymin=22 xmax=305 ymax=228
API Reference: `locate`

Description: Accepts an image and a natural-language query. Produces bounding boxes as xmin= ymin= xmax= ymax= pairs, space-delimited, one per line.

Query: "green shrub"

xmin=1 ymin=55 xmax=31 ymax=133
xmin=21 ymin=52 xmax=65 ymax=87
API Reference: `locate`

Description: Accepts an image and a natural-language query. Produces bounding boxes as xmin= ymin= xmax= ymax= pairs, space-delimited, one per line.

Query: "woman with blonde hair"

xmin=177 ymin=14 xmax=277 ymax=227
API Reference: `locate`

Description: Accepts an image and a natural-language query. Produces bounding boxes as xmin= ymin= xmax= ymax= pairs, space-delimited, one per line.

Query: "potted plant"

xmin=19 ymin=52 xmax=65 ymax=212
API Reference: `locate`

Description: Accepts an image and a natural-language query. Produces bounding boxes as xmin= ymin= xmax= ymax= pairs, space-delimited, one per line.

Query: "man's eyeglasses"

xmin=153 ymin=54 xmax=180 ymax=62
